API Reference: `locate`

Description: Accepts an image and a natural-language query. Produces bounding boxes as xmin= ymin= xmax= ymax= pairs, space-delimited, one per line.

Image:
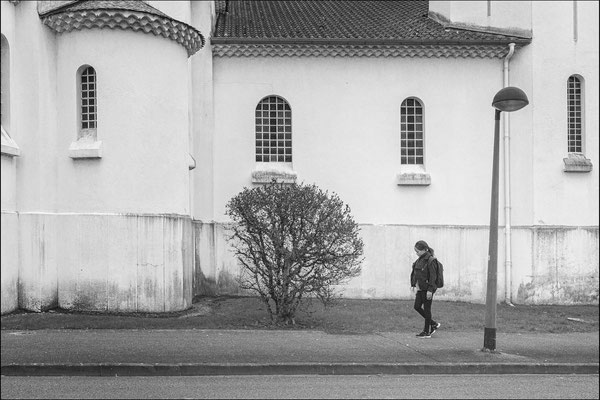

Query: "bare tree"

xmin=225 ymin=181 xmax=364 ymax=324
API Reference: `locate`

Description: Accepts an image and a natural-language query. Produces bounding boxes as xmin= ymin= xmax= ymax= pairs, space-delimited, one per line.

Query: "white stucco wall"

xmin=212 ymin=55 xmax=505 ymax=226
xmin=53 ymin=28 xmax=191 ymax=214
xmin=204 ymin=1 xmax=599 ymax=305
xmin=1 ymin=1 xmax=26 ymax=314
xmin=190 ymin=0 xmax=217 ymax=222
xmin=526 ymin=1 xmax=599 ymax=227
xmin=1 ymin=1 xmax=198 ymax=313
xmin=429 ymin=0 xmax=532 ymax=36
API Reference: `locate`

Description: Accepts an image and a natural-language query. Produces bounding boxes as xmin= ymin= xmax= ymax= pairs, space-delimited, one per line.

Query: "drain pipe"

xmin=503 ymin=43 xmax=516 ymax=306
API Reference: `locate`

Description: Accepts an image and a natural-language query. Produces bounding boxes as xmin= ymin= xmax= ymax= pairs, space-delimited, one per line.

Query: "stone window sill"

xmin=1 ymin=126 xmax=21 ymax=157
xmin=397 ymin=172 xmax=431 ymax=186
xmin=252 ymin=163 xmax=297 ymax=184
xmin=69 ymin=138 xmax=102 ymax=159
xmin=563 ymin=153 xmax=592 ymax=173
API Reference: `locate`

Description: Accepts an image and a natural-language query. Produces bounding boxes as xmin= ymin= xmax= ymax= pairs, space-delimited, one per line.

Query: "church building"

xmin=1 ymin=0 xmax=598 ymax=314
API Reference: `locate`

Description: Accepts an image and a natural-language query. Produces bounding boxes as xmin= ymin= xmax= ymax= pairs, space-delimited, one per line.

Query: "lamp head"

xmin=492 ymin=86 xmax=529 ymax=112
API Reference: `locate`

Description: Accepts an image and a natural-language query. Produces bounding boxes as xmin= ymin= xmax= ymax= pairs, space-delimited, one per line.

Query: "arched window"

xmin=1 ymin=34 xmax=19 ymax=157
xmin=1 ymin=34 xmax=10 ymax=131
xmin=79 ymin=66 xmax=97 ymax=136
xmin=255 ymin=96 xmax=291 ymax=163
xmin=69 ymin=65 xmax=101 ymax=158
xmin=400 ymin=98 xmax=424 ymax=165
xmin=567 ymin=75 xmax=583 ymax=153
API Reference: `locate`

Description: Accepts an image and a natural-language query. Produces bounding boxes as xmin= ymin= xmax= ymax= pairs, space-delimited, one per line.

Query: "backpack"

xmin=428 ymin=258 xmax=444 ymax=289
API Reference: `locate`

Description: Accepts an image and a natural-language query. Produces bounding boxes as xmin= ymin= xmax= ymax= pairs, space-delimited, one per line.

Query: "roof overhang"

xmin=42 ymin=7 xmax=204 ymax=57
xmin=211 ymin=38 xmax=529 ymax=58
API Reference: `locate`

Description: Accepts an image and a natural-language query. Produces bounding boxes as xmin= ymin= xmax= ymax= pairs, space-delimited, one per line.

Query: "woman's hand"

xmin=426 ymin=291 xmax=432 ymax=300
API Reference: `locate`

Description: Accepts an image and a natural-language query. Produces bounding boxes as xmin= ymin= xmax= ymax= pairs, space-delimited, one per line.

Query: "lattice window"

xmin=80 ymin=66 xmax=97 ymax=131
xmin=400 ymin=98 xmax=424 ymax=165
xmin=567 ymin=76 xmax=583 ymax=153
xmin=255 ymin=96 xmax=292 ymax=162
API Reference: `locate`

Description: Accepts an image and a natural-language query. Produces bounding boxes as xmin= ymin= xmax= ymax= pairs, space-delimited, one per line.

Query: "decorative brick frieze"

xmin=212 ymin=43 xmax=512 ymax=58
xmin=42 ymin=9 xmax=204 ymax=57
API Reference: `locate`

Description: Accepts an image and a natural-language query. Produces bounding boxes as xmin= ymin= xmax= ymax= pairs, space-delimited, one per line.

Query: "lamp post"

xmin=484 ymin=86 xmax=529 ymax=352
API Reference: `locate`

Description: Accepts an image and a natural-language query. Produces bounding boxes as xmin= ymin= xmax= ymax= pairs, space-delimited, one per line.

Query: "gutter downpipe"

xmin=503 ymin=43 xmax=516 ymax=306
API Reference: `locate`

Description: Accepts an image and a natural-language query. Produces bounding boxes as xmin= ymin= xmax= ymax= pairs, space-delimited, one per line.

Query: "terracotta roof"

xmin=39 ymin=0 xmax=205 ymax=56
xmin=212 ymin=0 xmax=530 ymax=45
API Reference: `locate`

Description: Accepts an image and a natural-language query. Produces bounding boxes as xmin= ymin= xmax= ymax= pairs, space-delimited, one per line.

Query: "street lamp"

xmin=484 ymin=86 xmax=529 ymax=352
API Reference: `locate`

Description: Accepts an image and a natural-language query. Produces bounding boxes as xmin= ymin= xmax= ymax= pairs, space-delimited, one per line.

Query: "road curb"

xmin=2 ymin=363 xmax=598 ymax=376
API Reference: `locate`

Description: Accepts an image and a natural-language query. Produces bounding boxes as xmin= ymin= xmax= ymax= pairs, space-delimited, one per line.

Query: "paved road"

xmin=2 ymin=374 xmax=599 ymax=399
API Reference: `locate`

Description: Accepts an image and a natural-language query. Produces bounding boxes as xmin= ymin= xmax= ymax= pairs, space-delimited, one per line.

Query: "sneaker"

xmin=430 ymin=322 xmax=441 ymax=335
xmin=416 ymin=331 xmax=431 ymax=338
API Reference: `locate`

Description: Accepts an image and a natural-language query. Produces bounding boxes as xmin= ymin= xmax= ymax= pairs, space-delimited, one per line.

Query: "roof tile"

xmin=213 ymin=1 xmax=529 ymax=44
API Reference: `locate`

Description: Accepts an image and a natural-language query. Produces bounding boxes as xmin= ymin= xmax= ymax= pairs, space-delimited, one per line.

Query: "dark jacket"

xmin=410 ymin=252 xmax=438 ymax=293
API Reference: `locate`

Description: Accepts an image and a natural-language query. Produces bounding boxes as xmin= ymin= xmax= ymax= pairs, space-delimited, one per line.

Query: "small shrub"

xmin=225 ymin=181 xmax=364 ymax=324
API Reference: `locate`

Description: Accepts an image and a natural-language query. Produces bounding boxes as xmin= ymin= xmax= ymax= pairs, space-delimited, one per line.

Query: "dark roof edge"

xmin=211 ymin=37 xmax=531 ymax=46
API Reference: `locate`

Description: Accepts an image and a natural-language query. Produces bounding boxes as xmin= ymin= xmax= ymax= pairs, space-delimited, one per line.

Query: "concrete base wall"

xmin=3 ymin=218 xmax=597 ymax=315
xmin=193 ymin=221 xmax=599 ymax=305
xmin=1 ymin=211 xmax=19 ymax=314
xmin=1 ymin=213 xmax=193 ymax=314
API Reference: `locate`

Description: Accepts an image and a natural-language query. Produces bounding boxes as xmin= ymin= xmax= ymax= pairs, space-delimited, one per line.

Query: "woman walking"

xmin=410 ymin=240 xmax=441 ymax=338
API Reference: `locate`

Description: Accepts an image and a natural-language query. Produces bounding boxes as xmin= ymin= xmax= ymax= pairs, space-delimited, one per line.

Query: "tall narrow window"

xmin=1 ymin=34 xmax=10 ymax=131
xmin=80 ymin=66 xmax=97 ymax=134
xmin=70 ymin=65 xmax=101 ymax=159
xmin=1 ymin=33 xmax=19 ymax=157
xmin=255 ymin=96 xmax=292 ymax=163
xmin=400 ymin=98 xmax=424 ymax=165
xmin=567 ymin=75 xmax=583 ymax=153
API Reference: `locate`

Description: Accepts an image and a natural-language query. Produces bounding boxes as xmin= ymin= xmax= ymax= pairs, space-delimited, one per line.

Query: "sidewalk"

xmin=1 ymin=329 xmax=598 ymax=376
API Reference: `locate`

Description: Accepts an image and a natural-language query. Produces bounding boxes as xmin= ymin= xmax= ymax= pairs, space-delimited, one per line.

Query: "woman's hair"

xmin=415 ymin=240 xmax=435 ymax=256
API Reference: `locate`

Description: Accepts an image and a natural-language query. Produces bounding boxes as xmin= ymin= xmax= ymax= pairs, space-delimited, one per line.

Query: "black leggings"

xmin=414 ymin=290 xmax=437 ymax=333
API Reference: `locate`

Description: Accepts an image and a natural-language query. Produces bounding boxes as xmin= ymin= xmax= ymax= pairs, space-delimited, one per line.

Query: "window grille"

xmin=400 ymin=98 xmax=424 ymax=165
xmin=567 ymin=76 xmax=582 ymax=153
xmin=255 ymin=96 xmax=292 ymax=162
xmin=80 ymin=67 xmax=97 ymax=131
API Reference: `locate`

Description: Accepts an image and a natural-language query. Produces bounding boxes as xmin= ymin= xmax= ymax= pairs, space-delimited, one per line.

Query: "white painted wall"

xmin=429 ymin=0 xmax=532 ymax=36
xmin=54 ymin=29 xmax=191 ymax=214
xmin=527 ymin=0 xmax=599 ymax=226
xmin=1 ymin=1 xmax=22 ymax=314
xmin=205 ymin=1 xmax=599 ymax=305
xmin=190 ymin=0 xmax=217 ymax=222
xmin=1 ymin=1 xmax=198 ymax=313
xmin=2 ymin=1 xmax=597 ymax=312
xmin=212 ymin=56 xmax=504 ymax=226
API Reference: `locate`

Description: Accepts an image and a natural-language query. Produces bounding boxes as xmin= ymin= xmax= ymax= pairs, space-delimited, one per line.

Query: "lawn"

xmin=1 ymin=296 xmax=598 ymax=334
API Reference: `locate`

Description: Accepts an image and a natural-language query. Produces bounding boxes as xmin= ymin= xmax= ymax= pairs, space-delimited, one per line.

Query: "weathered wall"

xmin=16 ymin=213 xmax=193 ymax=313
xmin=1 ymin=2 xmax=19 ymax=315
xmin=1 ymin=1 xmax=196 ymax=314
xmin=193 ymin=221 xmax=599 ymax=305
xmin=513 ymin=226 xmax=599 ymax=304
xmin=0 ymin=209 xmax=19 ymax=314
